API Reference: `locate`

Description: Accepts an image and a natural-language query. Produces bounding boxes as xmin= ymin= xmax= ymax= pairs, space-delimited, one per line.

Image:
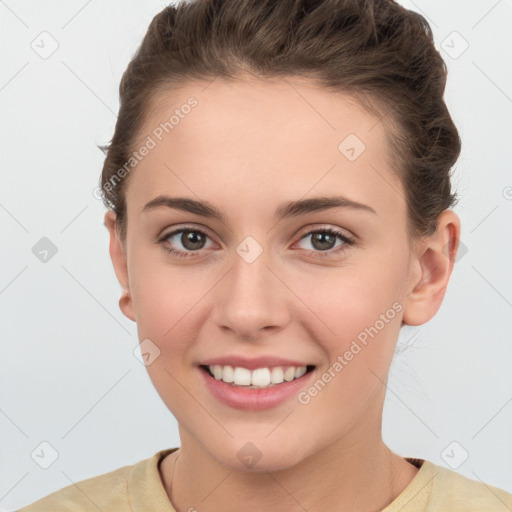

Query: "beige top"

xmin=18 ymin=447 xmax=512 ymax=511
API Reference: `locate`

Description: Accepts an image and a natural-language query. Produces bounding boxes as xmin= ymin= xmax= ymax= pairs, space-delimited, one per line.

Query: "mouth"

xmin=199 ymin=364 xmax=316 ymax=389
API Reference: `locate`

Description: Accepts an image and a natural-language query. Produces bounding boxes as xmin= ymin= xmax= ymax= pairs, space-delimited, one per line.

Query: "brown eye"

xmin=179 ymin=230 xmax=207 ymax=250
xmin=159 ymin=227 xmax=213 ymax=258
xmin=295 ymin=228 xmax=355 ymax=259
xmin=309 ymin=232 xmax=338 ymax=251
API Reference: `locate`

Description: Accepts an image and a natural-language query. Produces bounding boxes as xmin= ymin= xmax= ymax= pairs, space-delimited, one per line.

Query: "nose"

xmin=212 ymin=246 xmax=292 ymax=341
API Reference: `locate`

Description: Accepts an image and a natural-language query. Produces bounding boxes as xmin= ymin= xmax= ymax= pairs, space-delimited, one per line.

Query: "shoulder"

xmin=428 ymin=461 xmax=512 ymax=511
xmin=17 ymin=464 xmax=133 ymax=511
xmin=386 ymin=458 xmax=512 ymax=512
xmin=17 ymin=448 xmax=176 ymax=512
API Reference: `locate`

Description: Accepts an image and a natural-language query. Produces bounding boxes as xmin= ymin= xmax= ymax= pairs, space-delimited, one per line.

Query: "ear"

xmin=104 ymin=210 xmax=136 ymax=322
xmin=402 ymin=209 xmax=461 ymax=326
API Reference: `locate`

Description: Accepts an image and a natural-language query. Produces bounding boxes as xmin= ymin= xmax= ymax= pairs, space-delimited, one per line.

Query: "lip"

xmin=198 ymin=364 xmax=316 ymax=411
xmin=199 ymin=355 xmax=312 ymax=370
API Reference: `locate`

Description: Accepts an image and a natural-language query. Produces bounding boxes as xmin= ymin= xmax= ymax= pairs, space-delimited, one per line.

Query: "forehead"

xmin=139 ymin=76 xmax=386 ymax=152
xmin=127 ymin=76 xmax=405 ymax=223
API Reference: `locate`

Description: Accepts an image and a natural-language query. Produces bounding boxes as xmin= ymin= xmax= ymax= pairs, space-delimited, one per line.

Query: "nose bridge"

xmin=212 ymin=239 xmax=290 ymax=337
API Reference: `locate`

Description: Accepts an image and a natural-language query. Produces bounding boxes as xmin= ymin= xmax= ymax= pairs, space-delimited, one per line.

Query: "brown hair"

xmin=99 ymin=0 xmax=460 ymax=244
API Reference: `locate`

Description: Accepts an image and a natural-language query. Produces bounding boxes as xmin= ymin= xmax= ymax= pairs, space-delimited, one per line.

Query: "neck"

xmin=160 ymin=414 xmax=419 ymax=512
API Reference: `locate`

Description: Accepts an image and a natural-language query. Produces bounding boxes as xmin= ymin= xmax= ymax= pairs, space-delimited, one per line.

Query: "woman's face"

xmin=107 ymin=77 xmax=431 ymax=471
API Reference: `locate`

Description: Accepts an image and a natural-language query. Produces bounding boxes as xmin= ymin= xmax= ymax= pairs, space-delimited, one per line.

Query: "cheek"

xmin=297 ymin=260 xmax=403 ymax=332
xmin=128 ymin=247 xmax=204 ymax=335
xmin=297 ymin=274 xmax=403 ymax=419
xmin=128 ymin=257 xmax=206 ymax=414
xmin=290 ymin=259 xmax=405 ymax=383
xmin=127 ymin=252 xmax=221 ymax=397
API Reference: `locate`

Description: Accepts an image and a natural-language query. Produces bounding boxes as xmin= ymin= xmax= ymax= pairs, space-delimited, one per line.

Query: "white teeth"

xmin=233 ymin=367 xmax=251 ymax=386
xmin=270 ymin=366 xmax=283 ymax=383
xmin=212 ymin=365 xmax=223 ymax=380
xmin=207 ymin=364 xmax=310 ymax=388
xmin=295 ymin=366 xmax=307 ymax=379
xmin=251 ymin=368 xmax=271 ymax=387
xmin=222 ymin=365 xmax=234 ymax=383
xmin=283 ymin=367 xmax=296 ymax=381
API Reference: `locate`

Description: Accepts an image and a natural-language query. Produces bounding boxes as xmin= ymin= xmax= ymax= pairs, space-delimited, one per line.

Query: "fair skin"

xmin=105 ymin=76 xmax=460 ymax=512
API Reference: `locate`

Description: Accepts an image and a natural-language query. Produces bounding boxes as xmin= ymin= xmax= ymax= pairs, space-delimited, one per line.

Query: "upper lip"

xmin=199 ymin=355 xmax=313 ymax=370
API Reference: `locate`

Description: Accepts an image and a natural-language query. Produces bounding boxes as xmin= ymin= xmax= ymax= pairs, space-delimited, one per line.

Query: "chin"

xmin=205 ymin=435 xmax=310 ymax=474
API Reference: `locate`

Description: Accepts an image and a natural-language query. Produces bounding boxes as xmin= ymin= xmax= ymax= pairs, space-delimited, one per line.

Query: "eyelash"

xmin=158 ymin=226 xmax=355 ymax=260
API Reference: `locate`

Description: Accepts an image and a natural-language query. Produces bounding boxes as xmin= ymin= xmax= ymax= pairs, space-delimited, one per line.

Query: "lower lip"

xmin=199 ymin=366 xmax=316 ymax=410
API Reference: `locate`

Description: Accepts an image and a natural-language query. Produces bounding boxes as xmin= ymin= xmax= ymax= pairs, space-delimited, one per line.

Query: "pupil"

xmin=183 ymin=231 xmax=204 ymax=250
xmin=313 ymin=232 xmax=335 ymax=250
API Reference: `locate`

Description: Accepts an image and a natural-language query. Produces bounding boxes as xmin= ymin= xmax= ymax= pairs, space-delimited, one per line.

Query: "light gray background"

xmin=1 ymin=0 xmax=511 ymax=510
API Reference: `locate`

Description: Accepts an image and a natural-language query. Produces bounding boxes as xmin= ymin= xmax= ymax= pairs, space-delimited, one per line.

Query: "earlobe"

xmin=104 ymin=211 xmax=136 ymax=322
xmin=402 ymin=210 xmax=461 ymax=326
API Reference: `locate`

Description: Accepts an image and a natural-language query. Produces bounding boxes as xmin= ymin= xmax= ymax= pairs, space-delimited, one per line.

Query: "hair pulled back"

xmin=99 ymin=0 xmax=460 ymax=243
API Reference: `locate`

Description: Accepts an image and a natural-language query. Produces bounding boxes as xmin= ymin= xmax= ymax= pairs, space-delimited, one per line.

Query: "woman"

xmin=19 ymin=0 xmax=512 ymax=510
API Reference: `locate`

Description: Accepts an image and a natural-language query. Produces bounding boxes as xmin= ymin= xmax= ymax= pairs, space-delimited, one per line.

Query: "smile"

xmin=199 ymin=363 xmax=317 ymax=410
xmin=201 ymin=364 xmax=315 ymax=389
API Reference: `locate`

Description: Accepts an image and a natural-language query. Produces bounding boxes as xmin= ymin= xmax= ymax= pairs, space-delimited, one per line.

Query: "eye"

xmin=158 ymin=227 xmax=214 ymax=258
xmin=158 ymin=225 xmax=355 ymax=260
xmin=294 ymin=227 xmax=354 ymax=259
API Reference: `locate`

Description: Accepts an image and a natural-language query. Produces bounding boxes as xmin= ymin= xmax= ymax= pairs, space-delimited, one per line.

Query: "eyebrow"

xmin=142 ymin=194 xmax=376 ymax=221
